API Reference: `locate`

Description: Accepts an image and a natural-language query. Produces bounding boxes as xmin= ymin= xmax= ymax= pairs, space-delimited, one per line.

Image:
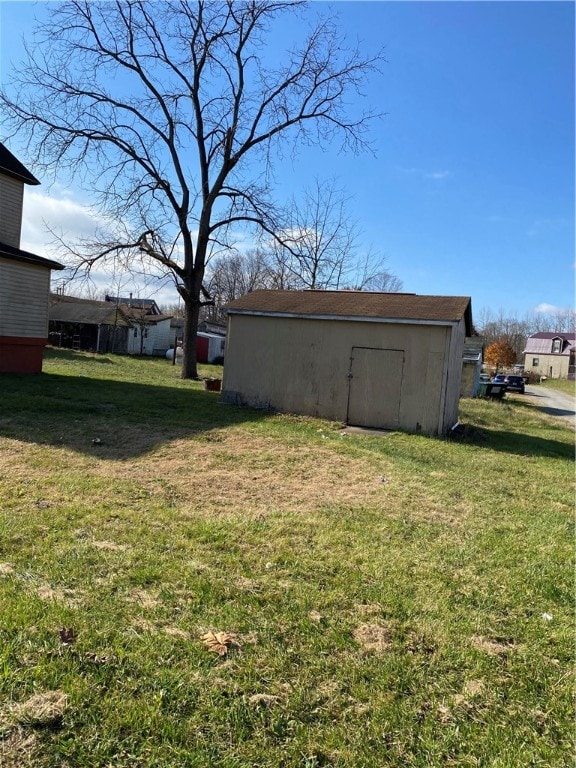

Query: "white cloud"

xmin=400 ymin=167 xmax=451 ymax=181
xmin=21 ymin=191 xmax=108 ymax=258
xmin=534 ymin=303 xmax=566 ymax=314
xmin=423 ymin=170 xmax=451 ymax=180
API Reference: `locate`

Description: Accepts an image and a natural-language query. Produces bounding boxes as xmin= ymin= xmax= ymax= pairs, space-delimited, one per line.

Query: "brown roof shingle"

xmin=226 ymin=290 xmax=472 ymax=332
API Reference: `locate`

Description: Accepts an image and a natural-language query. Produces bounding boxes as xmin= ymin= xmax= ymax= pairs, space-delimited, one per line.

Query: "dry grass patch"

xmin=471 ymin=635 xmax=517 ymax=655
xmin=0 ymin=729 xmax=41 ymax=768
xmin=12 ymin=691 xmax=68 ymax=728
xmin=91 ymin=539 xmax=129 ymax=551
xmin=35 ymin=584 xmax=81 ymax=608
xmin=126 ymin=588 xmax=160 ymax=608
xmin=353 ymin=622 xmax=394 ymax=654
xmin=93 ymin=431 xmax=389 ymax=516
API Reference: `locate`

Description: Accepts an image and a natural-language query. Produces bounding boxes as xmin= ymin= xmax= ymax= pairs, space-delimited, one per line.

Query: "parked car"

xmin=479 ymin=374 xmax=491 ymax=383
xmin=492 ymin=374 xmax=506 ymax=384
xmin=503 ymin=375 xmax=525 ymax=394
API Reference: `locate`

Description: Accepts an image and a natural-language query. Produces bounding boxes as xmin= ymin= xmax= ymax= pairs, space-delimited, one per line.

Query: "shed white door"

xmin=347 ymin=347 xmax=404 ymax=429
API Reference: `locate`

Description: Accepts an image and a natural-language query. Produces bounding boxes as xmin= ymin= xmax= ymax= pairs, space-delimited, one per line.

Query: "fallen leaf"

xmin=58 ymin=627 xmax=77 ymax=645
xmin=201 ymin=630 xmax=238 ymax=656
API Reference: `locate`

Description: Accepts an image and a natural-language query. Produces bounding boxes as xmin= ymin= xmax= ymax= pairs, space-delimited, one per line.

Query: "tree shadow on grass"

xmin=0 ymin=372 xmax=271 ymax=459
xmin=512 ymin=396 xmax=575 ymax=421
xmin=456 ymin=425 xmax=574 ymax=460
xmin=456 ymin=400 xmax=574 ymax=461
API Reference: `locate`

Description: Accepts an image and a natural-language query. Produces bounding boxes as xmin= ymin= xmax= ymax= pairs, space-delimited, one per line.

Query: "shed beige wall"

xmin=444 ymin=317 xmax=467 ymax=420
xmin=222 ymin=314 xmax=463 ymax=435
xmin=523 ymin=353 xmax=570 ymax=379
xmin=0 ymin=175 xmax=24 ymax=248
xmin=0 ymin=257 xmax=51 ymax=338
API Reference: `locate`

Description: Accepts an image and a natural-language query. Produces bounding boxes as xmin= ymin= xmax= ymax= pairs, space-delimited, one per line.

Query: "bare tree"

xmin=1 ymin=0 xmax=383 ymax=378
xmin=270 ymin=178 xmax=401 ymax=292
xmin=478 ymin=307 xmax=576 ymax=362
xmin=205 ymin=248 xmax=271 ymax=321
xmin=203 ymin=186 xmax=403 ymax=319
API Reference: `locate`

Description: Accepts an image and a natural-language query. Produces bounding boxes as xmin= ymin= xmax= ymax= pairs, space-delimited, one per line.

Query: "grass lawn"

xmin=540 ymin=378 xmax=576 ymax=397
xmin=0 ymin=349 xmax=573 ymax=768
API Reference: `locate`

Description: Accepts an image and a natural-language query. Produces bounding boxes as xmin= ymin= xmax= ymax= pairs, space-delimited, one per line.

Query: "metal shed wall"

xmin=222 ymin=314 xmax=464 ymax=435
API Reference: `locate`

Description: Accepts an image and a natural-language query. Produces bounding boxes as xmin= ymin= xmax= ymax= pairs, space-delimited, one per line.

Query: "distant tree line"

xmin=477 ymin=307 xmax=576 ymax=363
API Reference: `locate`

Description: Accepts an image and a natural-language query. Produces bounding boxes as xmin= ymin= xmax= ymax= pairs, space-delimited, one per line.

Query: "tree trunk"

xmin=181 ymin=297 xmax=200 ymax=379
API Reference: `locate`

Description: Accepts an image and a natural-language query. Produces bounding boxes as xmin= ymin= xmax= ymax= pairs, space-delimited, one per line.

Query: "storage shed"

xmin=222 ymin=290 xmax=472 ymax=436
xmin=49 ymin=294 xmax=132 ymax=353
xmin=0 ymin=143 xmax=64 ymax=373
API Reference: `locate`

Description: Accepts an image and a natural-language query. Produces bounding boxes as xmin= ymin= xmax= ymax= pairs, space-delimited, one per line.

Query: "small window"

xmin=552 ymin=339 xmax=561 ymax=354
xmin=532 ymin=357 xmax=539 ymax=366
xmin=134 ymin=329 xmax=138 ymax=338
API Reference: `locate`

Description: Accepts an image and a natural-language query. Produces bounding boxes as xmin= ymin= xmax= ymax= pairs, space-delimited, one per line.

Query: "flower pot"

xmin=204 ymin=378 xmax=222 ymax=392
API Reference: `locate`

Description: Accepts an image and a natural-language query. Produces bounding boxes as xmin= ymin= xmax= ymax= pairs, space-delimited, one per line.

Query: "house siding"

xmin=523 ymin=353 xmax=570 ymax=379
xmin=444 ymin=316 xmax=466 ymax=426
xmin=127 ymin=318 xmax=172 ymax=355
xmin=222 ymin=314 xmax=457 ymax=435
xmin=0 ymin=257 xmax=51 ymax=337
xmin=0 ymin=175 xmax=24 ymax=248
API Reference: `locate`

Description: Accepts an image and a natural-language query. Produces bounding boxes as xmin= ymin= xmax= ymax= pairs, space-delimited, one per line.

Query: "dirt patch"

xmin=462 ymin=679 xmax=485 ymax=697
xmin=0 ymin=563 xmax=14 ymax=575
xmin=353 ymin=622 xmax=393 ymax=654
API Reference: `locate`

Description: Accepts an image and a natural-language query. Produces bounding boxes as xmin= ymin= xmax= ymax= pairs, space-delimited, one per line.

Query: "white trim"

xmin=226 ymin=309 xmax=459 ymax=327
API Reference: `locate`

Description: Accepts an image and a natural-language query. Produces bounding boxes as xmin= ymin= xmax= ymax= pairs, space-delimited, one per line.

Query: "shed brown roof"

xmin=226 ymin=290 xmax=472 ymax=332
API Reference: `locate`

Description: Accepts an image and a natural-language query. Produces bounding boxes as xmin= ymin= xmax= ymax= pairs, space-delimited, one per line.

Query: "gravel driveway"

xmin=521 ymin=384 xmax=576 ymax=426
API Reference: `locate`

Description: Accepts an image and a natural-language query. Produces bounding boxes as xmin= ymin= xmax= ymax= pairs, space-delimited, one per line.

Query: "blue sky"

xmin=1 ymin=1 xmax=574 ymax=320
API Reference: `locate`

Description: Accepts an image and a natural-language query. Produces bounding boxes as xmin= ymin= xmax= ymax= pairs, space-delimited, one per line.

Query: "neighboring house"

xmin=222 ymin=289 xmax=472 ymax=436
xmin=49 ymin=294 xmax=132 ymax=354
xmin=169 ymin=317 xmax=185 ymax=349
xmin=199 ymin=319 xmax=227 ymax=336
xmin=197 ymin=332 xmax=226 ymax=364
xmin=460 ymin=337 xmax=484 ymax=398
xmin=523 ymin=332 xmax=576 ymax=380
xmin=0 ymin=143 xmax=64 ymax=373
xmin=125 ymin=309 xmax=173 ymax=356
xmin=105 ymin=295 xmax=172 ymax=356
xmin=105 ymin=295 xmax=162 ymax=316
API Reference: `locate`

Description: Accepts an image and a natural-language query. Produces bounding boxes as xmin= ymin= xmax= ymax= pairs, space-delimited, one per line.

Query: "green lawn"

xmin=540 ymin=378 xmax=576 ymax=397
xmin=0 ymin=349 xmax=573 ymax=767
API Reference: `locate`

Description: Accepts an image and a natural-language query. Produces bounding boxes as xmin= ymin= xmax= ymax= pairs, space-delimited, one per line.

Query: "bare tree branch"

xmin=1 ymin=0 xmax=385 ymax=378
